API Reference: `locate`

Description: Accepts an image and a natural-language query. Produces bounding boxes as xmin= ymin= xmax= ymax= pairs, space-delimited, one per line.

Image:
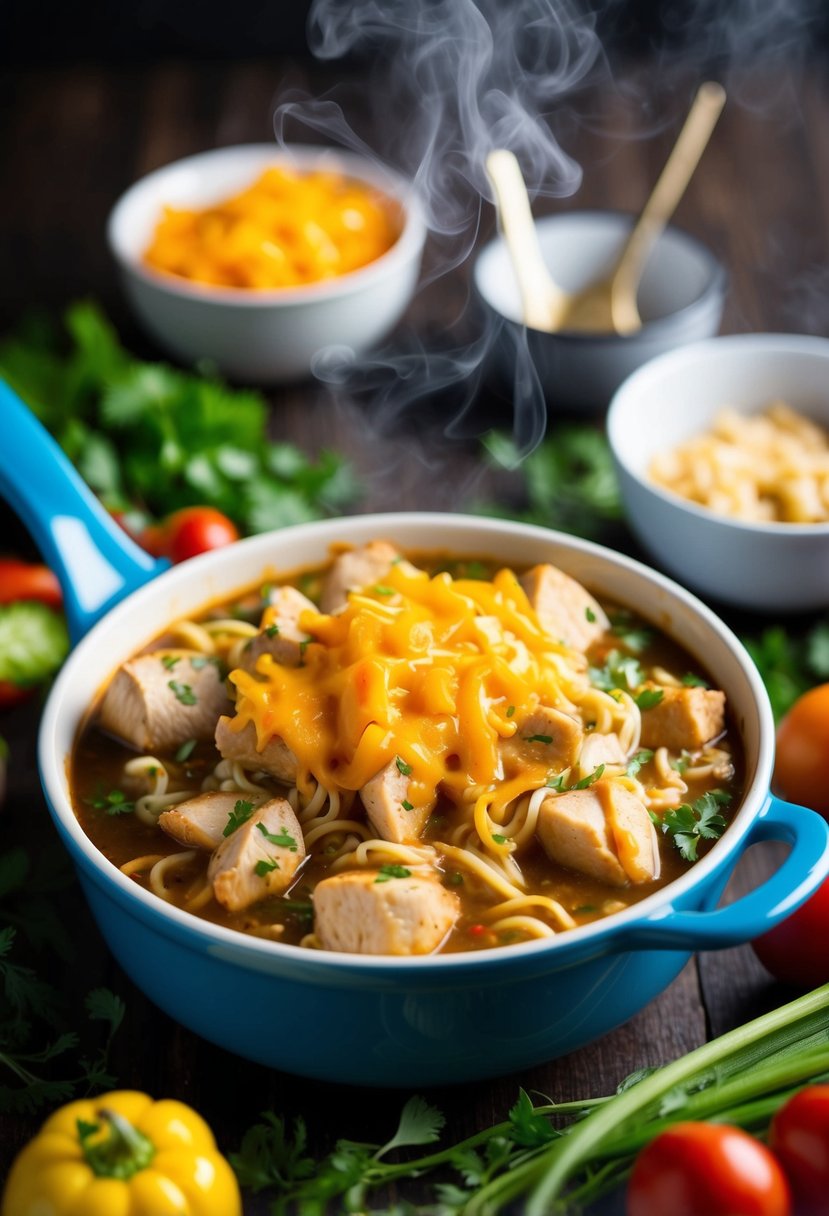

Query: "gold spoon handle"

xmin=612 ymin=81 xmax=726 ymax=329
xmin=486 ymin=149 xmax=567 ymax=331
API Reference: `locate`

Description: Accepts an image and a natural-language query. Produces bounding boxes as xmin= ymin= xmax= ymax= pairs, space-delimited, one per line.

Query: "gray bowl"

xmin=473 ymin=211 xmax=726 ymax=413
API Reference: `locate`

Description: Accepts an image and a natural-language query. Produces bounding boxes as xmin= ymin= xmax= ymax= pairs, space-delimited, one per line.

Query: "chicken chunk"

xmin=313 ymin=871 xmax=459 ymax=955
xmin=319 ymin=541 xmax=402 ymax=614
xmin=519 ymin=563 xmax=609 ymax=651
xmin=507 ymin=705 xmax=584 ymax=773
xmin=640 ymin=686 xmax=726 ymax=752
xmin=361 ymin=759 xmax=433 ymax=843
xmin=208 ymin=797 xmax=305 ymax=912
xmin=577 ymin=731 xmax=627 ymax=777
xmin=98 ymin=649 xmax=231 ymax=752
xmin=537 ymin=782 xmax=658 ymax=887
xmin=240 ymin=586 xmax=316 ymax=674
xmin=215 ymin=717 xmax=297 ymax=784
xmin=159 ymin=791 xmax=262 ymax=852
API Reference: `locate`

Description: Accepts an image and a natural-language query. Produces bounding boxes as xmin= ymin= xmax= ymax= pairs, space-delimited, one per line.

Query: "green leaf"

xmin=634 ymin=688 xmax=664 ymax=711
xmin=806 ymin=622 xmax=829 ymax=678
xmin=0 ymin=603 xmax=69 ymax=687
xmin=376 ymin=1095 xmax=446 ymax=1158
xmin=375 ymin=865 xmax=411 ymax=883
xmin=626 ymin=749 xmax=654 ymax=778
xmin=508 ymin=1089 xmax=557 ymax=1148
xmin=658 ymin=790 xmax=731 ymax=862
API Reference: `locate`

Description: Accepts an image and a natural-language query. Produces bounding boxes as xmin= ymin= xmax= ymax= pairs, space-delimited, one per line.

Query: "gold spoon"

xmin=486 ymin=81 xmax=726 ymax=336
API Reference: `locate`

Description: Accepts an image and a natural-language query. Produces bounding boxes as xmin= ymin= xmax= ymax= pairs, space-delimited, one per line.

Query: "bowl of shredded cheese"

xmin=107 ymin=144 xmax=426 ymax=382
xmin=607 ymin=333 xmax=829 ymax=612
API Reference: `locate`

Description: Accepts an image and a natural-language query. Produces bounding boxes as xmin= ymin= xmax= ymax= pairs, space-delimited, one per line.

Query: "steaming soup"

xmin=71 ymin=543 xmax=741 ymax=956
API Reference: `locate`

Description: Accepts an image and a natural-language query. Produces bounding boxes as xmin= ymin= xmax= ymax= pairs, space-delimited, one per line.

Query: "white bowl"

xmin=607 ymin=333 xmax=829 ymax=612
xmin=106 ymin=144 xmax=427 ymax=383
xmin=474 ymin=211 xmax=726 ymax=412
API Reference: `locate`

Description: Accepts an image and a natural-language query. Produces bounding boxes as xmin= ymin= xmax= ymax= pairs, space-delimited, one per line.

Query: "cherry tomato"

xmin=0 ymin=559 xmax=62 ymax=609
xmin=148 ymin=507 xmax=240 ymax=564
xmin=751 ymin=875 xmax=829 ymax=988
xmin=770 ymin=1085 xmax=829 ymax=1210
xmin=774 ymin=684 xmax=829 ymax=819
xmin=626 ymin=1122 xmax=792 ymax=1216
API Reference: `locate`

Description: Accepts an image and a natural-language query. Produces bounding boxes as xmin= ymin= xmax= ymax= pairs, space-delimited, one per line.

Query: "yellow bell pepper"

xmin=1 ymin=1090 xmax=242 ymax=1216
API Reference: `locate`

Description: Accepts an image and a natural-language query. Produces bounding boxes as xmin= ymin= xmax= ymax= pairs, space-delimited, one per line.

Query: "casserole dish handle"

xmin=616 ymin=796 xmax=829 ymax=949
xmin=0 ymin=382 xmax=167 ymax=642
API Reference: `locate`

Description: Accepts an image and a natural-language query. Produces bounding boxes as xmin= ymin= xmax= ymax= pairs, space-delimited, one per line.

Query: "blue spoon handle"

xmin=0 ymin=381 xmax=168 ymax=642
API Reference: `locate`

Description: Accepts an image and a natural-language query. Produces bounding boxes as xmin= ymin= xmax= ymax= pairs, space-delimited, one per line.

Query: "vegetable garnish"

xmin=626 ymin=749 xmax=654 ymax=778
xmin=546 ymin=765 xmax=605 ymax=793
xmin=634 ymin=688 xmax=664 ymax=710
xmin=223 ymin=800 xmax=255 ymax=837
xmin=525 ymin=733 xmax=553 ymax=745
xmin=229 ymin=986 xmax=829 ymax=1213
xmin=374 ymin=865 xmax=411 ymax=883
xmin=167 ymin=680 xmax=197 ymax=706
xmin=254 ymin=859 xmax=280 ymax=877
xmin=174 ymin=739 xmax=197 ymax=763
xmin=255 ymin=822 xmax=298 ymax=852
xmin=85 ymin=788 xmax=135 ymax=817
xmin=395 ymin=756 xmax=413 ymax=776
xmin=653 ymin=790 xmax=731 ymax=862
xmin=161 ymin=655 xmax=180 ymax=671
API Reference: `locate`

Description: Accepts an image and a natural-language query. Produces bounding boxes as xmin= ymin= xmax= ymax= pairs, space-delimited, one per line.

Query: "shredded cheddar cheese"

xmin=228 ymin=562 xmax=589 ymax=815
xmin=143 ymin=166 xmax=401 ymax=290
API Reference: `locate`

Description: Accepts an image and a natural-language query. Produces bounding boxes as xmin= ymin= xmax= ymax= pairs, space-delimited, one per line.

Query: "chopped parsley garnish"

xmin=492 ymin=833 xmax=508 ymax=845
xmin=255 ymin=858 xmax=280 ymax=877
xmin=672 ymin=752 xmax=692 ymax=774
xmin=256 ymin=822 xmax=298 ymax=852
xmin=265 ymin=624 xmax=280 ymax=638
xmin=396 ymin=756 xmax=413 ymax=776
xmin=161 ymin=654 xmax=180 ymax=671
xmin=609 ymin=613 xmax=654 ymax=655
xmin=373 ymin=584 xmax=395 ymax=596
xmin=260 ymin=582 xmax=274 ymax=602
xmin=546 ymin=765 xmax=605 ymax=792
xmin=585 ymin=606 xmax=597 ymax=623
xmin=525 ymin=734 xmax=553 ymax=745
xmin=653 ymin=790 xmax=731 ymax=862
xmin=401 ymin=799 xmax=414 ymax=811
xmin=574 ymin=904 xmax=598 ymax=914
xmin=375 ymin=865 xmax=411 ymax=883
xmin=682 ymin=672 xmax=710 ymax=688
xmin=175 ymin=738 xmax=197 ymax=763
xmin=634 ymin=688 xmax=664 ymax=711
xmin=86 ymin=788 xmax=135 ymax=815
xmin=446 ymin=872 xmax=464 ymax=886
xmin=299 ymin=639 xmax=311 ymax=663
xmin=223 ymin=800 xmax=255 ymax=837
xmin=168 ymin=680 xmax=197 ymax=706
xmin=626 ymin=749 xmax=654 ymax=778
xmin=506 ymin=705 xmax=516 ymax=718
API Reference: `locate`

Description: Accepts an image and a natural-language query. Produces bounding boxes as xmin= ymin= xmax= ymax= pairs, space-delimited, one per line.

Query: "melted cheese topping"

xmin=228 ymin=562 xmax=590 ymax=808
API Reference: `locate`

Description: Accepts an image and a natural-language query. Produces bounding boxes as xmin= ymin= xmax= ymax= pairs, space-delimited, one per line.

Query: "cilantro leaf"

xmin=626 ymin=749 xmax=654 ymax=778
xmin=376 ymin=1095 xmax=446 ymax=1158
xmin=657 ymin=790 xmax=731 ymax=861
xmin=508 ymin=1089 xmax=558 ymax=1148
xmin=256 ymin=822 xmax=298 ymax=852
xmin=635 ymin=688 xmax=664 ymax=711
xmin=375 ymin=865 xmax=411 ymax=883
xmin=223 ymin=800 xmax=255 ymax=837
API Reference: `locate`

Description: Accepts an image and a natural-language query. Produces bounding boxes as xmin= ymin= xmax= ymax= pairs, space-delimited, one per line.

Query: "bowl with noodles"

xmin=106 ymin=143 xmax=427 ymax=382
xmin=607 ymin=333 xmax=829 ymax=612
xmin=6 ymin=384 xmax=828 ymax=1086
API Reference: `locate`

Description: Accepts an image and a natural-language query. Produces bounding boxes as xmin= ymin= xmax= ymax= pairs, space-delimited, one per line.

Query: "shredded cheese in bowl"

xmin=143 ymin=166 xmax=401 ymax=290
xmin=648 ymin=401 xmax=829 ymax=523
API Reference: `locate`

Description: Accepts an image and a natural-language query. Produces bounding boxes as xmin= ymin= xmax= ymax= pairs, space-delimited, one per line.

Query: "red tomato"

xmin=774 ymin=685 xmax=829 ymax=819
xmin=770 ymin=1085 xmax=829 ymax=1211
xmin=0 ymin=681 xmax=31 ymax=710
xmin=0 ymin=559 xmax=62 ymax=609
xmin=626 ymin=1122 xmax=792 ymax=1216
xmin=150 ymin=508 xmax=240 ymax=564
xmin=751 ymin=875 xmax=829 ymax=989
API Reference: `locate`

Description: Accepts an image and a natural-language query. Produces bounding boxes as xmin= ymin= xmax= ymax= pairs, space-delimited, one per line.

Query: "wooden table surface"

xmin=1 ymin=52 xmax=827 ymax=1209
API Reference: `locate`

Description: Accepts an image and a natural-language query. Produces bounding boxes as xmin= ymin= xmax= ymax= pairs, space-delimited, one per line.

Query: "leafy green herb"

xmin=375 ymin=865 xmax=412 ymax=883
xmin=492 ymin=833 xmax=508 ymax=845
xmin=0 ymin=301 xmax=358 ymax=535
xmin=0 ymin=602 xmax=69 ymax=688
xmin=655 ymin=789 xmax=731 ymax=861
xmin=174 ymin=739 xmax=197 ymax=763
xmin=609 ymin=613 xmax=654 ymax=654
xmin=86 ymin=788 xmax=135 ymax=816
xmin=626 ymin=749 xmax=654 ymax=778
xmin=265 ymin=624 xmax=280 ymax=638
xmin=480 ymin=426 xmax=622 ymax=541
xmin=682 ymin=672 xmax=709 ymax=688
xmin=741 ymin=620 xmax=829 ymax=722
xmin=506 ymin=705 xmax=515 ymax=718
xmin=167 ymin=680 xmax=197 ymax=706
xmin=589 ymin=650 xmax=645 ymax=695
xmin=545 ymin=765 xmax=605 ymax=792
xmin=232 ymin=988 xmax=829 ymax=1215
xmin=396 ymin=756 xmax=413 ymax=777
xmin=255 ymin=859 xmax=280 ymax=878
xmin=223 ymin=800 xmax=255 ymax=837
xmin=634 ymin=688 xmax=664 ymax=711
xmin=161 ymin=654 xmax=180 ymax=671
xmin=374 ymin=585 xmax=395 ymax=596
xmin=401 ymin=799 xmax=414 ymax=811
xmin=525 ymin=734 xmax=553 ymax=745
xmin=585 ymin=606 xmax=596 ymax=623
xmin=256 ymin=822 xmax=298 ymax=852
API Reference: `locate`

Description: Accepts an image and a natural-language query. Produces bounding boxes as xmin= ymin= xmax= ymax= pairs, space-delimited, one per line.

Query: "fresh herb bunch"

xmin=741 ymin=619 xmax=829 ymax=722
xmin=232 ymin=986 xmax=829 ymax=1214
xmin=0 ymin=843 xmax=124 ymax=1113
xmin=0 ymin=302 xmax=360 ymax=534
xmin=480 ymin=426 xmax=623 ymax=541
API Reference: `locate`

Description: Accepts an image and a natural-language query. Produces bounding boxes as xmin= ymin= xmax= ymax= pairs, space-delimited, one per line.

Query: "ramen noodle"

xmin=649 ymin=401 xmax=829 ymax=523
xmin=71 ymin=545 xmax=740 ymax=956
